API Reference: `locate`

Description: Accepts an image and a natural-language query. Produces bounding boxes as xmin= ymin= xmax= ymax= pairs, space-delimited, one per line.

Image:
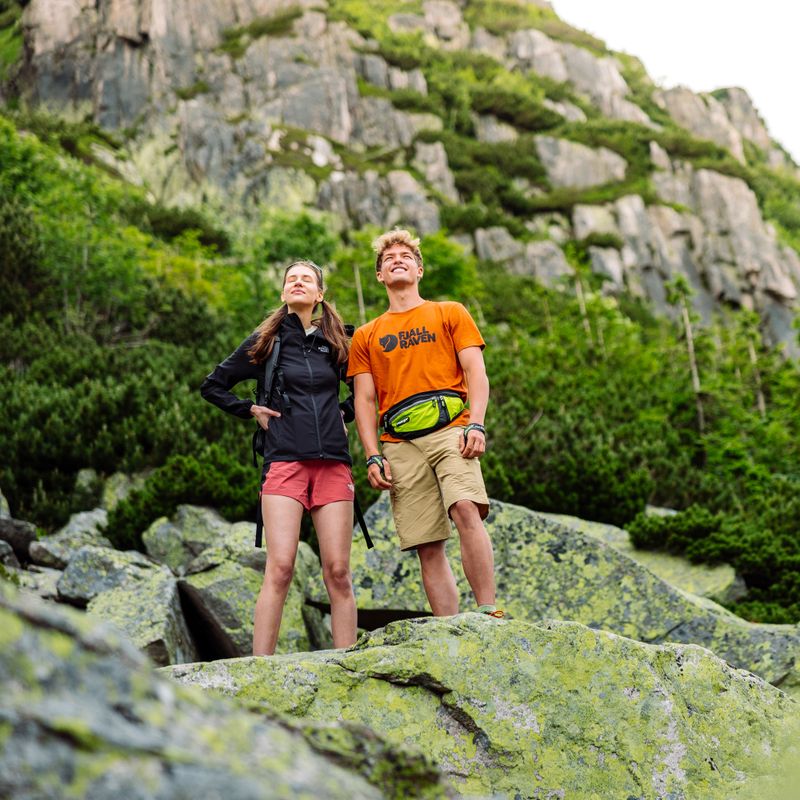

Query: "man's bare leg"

xmin=416 ymin=539 xmax=459 ymax=615
xmin=449 ymin=500 xmax=495 ymax=607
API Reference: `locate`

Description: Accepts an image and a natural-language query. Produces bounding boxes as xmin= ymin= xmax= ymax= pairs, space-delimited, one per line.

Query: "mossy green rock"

xmin=29 ymin=514 xmax=113 ymax=570
xmin=182 ymin=541 xmax=331 ymax=656
xmin=142 ymin=504 xmax=231 ymax=573
xmin=0 ymin=583 xmax=393 ymax=799
xmin=168 ymin=613 xmax=799 ymax=799
xmin=57 ymin=545 xmax=166 ymax=606
xmin=87 ymin=571 xmax=198 ymax=666
xmin=309 ymin=496 xmax=800 ymax=694
xmin=540 ymin=511 xmax=746 ymax=604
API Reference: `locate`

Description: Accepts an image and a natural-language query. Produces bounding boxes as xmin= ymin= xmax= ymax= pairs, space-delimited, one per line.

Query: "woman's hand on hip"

xmin=251 ymin=404 xmax=281 ymax=430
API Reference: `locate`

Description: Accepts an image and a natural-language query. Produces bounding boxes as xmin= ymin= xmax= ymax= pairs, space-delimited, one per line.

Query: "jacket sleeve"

xmin=200 ymin=334 xmax=259 ymax=420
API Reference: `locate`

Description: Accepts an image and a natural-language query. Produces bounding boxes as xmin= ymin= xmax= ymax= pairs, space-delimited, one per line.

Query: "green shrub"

xmin=470 ymin=87 xmax=562 ymax=132
xmin=174 ymin=81 xmax=210 ymax=100
xmin=217 ymin=6 xmax=303 ymax=57
xmin=105 ymin=446 xmax=255 ymax=550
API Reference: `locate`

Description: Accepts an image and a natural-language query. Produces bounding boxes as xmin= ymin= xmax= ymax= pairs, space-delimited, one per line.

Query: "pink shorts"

xmin=261 ymin=460 xmax=354 ymax=511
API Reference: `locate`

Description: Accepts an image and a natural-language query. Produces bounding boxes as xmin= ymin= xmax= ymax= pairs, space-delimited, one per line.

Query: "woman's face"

xmin=281 ymin=264 xmax=324 ymax=310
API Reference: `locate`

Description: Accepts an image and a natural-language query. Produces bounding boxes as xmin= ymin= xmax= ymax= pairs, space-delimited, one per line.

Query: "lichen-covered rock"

xmin=87 ymin=569 xmax=198 ymax=666
xmin=541 ymin=511 xmax=746 ymax=604
xmin=0 ymin=583 xmax=394 ymax=799
xmin=0 ymin=488 xmax=10 ymax=518
xmin=181 ymin=538 xmax=330 ymax=656
xmin=100 ymin=470 xmax=147 ymax=510
xmin=15 ymin=565 xmax=61 ymax=600
xmin=308 ymin=496 xmax=800 ymax=694
xmin=28 ymin=509 xmax=112 ymax=569
xmin=142 ymin=504 xmax=231 ymax=573
xmin=168 ymin=613 xmax=799 ymax=799
xmin=57 ymin=545 xmax=165 ymax=606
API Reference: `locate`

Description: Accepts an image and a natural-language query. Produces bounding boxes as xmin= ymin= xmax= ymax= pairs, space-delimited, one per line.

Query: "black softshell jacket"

xmin=200 ymin=313 xmax=352 ymax=465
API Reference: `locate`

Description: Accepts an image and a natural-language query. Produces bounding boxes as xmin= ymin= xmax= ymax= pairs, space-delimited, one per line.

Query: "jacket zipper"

xmin=303 ymin=340 xmax=325 ymax=458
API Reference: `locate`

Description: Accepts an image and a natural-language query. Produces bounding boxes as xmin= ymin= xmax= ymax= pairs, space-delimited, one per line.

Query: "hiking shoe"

xmin=476 ymin=605 xmax=506 ymax=619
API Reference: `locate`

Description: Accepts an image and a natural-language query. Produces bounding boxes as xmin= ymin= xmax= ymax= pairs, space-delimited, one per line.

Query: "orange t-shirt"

xmin=348 ymin=301 xmax=485 ymax=442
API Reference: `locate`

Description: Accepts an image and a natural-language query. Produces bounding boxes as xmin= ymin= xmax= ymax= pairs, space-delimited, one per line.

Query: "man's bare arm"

xmin=457 ymin=345 xmax=489 ymax=459
xmin=353 ymin=372 xmax=393 ymax=488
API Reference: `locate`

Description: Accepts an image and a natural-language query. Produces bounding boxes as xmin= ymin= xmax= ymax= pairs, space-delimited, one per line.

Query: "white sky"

xmin=552 ymin=0 xmax=799 ymax=163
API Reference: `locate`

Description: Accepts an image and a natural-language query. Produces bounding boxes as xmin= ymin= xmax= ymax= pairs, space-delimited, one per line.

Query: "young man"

xmin=348 ymin=229 xmax=503 ymax=618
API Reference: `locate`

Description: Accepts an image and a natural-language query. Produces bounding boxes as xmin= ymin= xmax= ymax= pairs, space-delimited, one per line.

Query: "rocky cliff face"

xmin=6 ymin=0 xmax=800 ymax=352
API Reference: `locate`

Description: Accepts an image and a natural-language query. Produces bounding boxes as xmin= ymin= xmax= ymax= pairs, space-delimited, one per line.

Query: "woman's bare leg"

xmin=253 ymin=495 xmax=304 ymax=656
xmin=311 ymin=500 xmax=357 ymax=649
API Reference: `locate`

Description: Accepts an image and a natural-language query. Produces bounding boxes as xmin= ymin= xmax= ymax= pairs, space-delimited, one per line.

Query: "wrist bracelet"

xmin=365 ymin=455 xmax=384 ymax=470
xmin=463 ymin=423 xmax=486 ymax=440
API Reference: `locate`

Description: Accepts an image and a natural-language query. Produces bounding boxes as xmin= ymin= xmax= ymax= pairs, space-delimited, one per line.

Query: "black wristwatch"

xmin=463 ymin=423 xmax=486 ymax=442
xmin=365 ymin=455 xmax=385 ymax=472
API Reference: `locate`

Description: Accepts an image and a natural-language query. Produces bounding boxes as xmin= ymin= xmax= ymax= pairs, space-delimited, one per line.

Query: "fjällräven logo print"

xmin=380 ymin=334 xmax=398 ymax=352
xmin=379 ymin=328 xmax=437 ymax=353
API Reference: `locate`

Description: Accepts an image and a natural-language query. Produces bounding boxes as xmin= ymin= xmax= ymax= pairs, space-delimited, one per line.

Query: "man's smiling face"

xmin=377 ymin=243 xmax=423 ymax=287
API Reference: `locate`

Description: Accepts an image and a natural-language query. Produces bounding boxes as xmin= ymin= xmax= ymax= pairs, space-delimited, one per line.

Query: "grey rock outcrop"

xmin=0 ymin=515 xmax=37 ymax=563
xmin=28 ymin=508 xmax=111 ymax=569
xmin=57 ymin=545 xmax=164 ymax=606
xmin=0 ymin=583 xmax=394 ymax=799
xmin=473 ymin=113 xmax=519 ymax=143
xmin=170 ymin=613 xmax=800 ymax=800
xmin=474 ymin=227 xmax=573 ymax=284
xmin=180 ymin=539 xmax=330 ymax=656
xmin=654 ymin=86 xmax=746 ymax=162
xmin=142 ymin=504 xmax=231 ymax=574
xmin=0 ymin=540 xmax=20 ymax=568
xmin=307 ymin=496 xmax=800 ymax=696
xmin=412 ymin=140 xmax=459 ymax=202
xmin=507 ymin=28 xmax=651 ymax=125
xmin=536 ymin=135 xmax=627 ymax=189
xmin=542 ymin=512 xmax=747 ymax=605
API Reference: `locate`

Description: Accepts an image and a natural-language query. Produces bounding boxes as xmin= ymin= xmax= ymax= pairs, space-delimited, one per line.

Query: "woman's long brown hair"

xmin=248 ymin=261 xmax=349 ymax=365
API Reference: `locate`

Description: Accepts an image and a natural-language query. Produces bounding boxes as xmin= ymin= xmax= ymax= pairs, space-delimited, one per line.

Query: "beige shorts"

xmin=382 ymin=425 xmax=489 ymax=551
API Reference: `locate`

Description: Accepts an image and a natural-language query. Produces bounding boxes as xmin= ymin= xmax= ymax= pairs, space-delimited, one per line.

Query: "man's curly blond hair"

xmin=372 ymin=228 xmax=423 ymax=272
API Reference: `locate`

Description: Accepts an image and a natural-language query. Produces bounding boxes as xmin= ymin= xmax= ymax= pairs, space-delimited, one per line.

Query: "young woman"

xmin=200 ymin=260 xmax=357 ymax=655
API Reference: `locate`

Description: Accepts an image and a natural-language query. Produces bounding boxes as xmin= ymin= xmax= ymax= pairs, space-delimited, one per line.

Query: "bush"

xmin=104 ymin=446 xmax=255 ymax=550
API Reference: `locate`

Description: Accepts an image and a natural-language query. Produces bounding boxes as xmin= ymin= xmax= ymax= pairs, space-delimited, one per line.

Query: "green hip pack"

xmin=381 ymin=390 xmax=466 ymax=440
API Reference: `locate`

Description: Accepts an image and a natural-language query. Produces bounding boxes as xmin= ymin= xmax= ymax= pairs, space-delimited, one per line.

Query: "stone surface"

xmin=57 ymin=545 xmax=164 ymax=606
xmin=507 ymin=28 xmax=651 ymax=125
xmin=180 ymin=542 xmax=326 ymax=657
xmin=473 ymin=113 xmax=519 ymax=144
xmin=0 ymin=583 xmax=399 ymax=799
xmin=541 ymin=512 xmax=747 ymax=605
xmin=28 ymin=509 xmax=112 ymax=569
xmin=536 ymin=135 xmax=627 ymax=189
xmin=0 ymin=488 xmax=10 ymax=518
xmin=169 ymin=613 xmax=799 ymax=799
xmin=588 ymin=246 xmax=625 ymax=289
xmin=100 ymin=470 xmax=147 ymax=510
xmin=655 ymin=86 xmax=745 ymax=162
xmin=14 ymin=565 xmax=62 ymax=600
xmin=572 ymin=203 xmax=619 ymax=240
xmin=142 ymin=504 xmax=231 ymax=574
xmin=412 ymin=140 xmax=458 ymax=202
xmin=0 ymin=540 xmax=20 ymax=568
xmin=0 ymin=515 xmax=37 ymax=563
xmin=307 ymin=496 xmax=800 ymax=695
